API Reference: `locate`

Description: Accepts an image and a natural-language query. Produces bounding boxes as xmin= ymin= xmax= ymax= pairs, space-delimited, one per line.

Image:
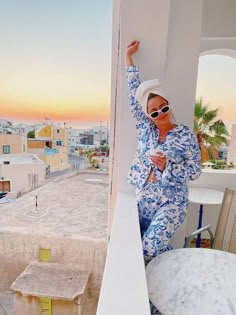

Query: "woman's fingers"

xmin=150 ymin=156 xmax=166 ymax=170
xmin=150 ymin=155 xmax=165 ymax=161
xmin=126 ymin=40 xmax=140 ymax=59
xmin=128 ymin=40 xmax=139 ymax=48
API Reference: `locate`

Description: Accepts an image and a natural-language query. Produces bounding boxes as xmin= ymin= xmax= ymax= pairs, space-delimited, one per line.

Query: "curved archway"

xmin=196 ymin=49 xmax=236 ymax=163
xmin=201 ymin=48 xmax=236 ymax=60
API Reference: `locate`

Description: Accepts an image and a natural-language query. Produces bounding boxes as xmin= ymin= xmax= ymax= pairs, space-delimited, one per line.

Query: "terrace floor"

xmin=0 ymin=171 xmax=108 ymax=239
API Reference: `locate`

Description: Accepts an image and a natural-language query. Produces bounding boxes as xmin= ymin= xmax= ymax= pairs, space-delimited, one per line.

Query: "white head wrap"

xmin=135 ymin=79 xmax=169 ymax=116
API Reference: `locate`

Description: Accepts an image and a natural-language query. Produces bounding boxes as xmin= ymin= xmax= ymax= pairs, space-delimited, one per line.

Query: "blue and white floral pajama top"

xmin=126 ymin=66 xmax=202 ymax=262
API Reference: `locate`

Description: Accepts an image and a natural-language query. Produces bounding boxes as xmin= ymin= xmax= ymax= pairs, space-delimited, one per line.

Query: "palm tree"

xmin=194 ymin=98 xmax=229 ymax=162
xmin=85 ymin=149 xmax=99 ymax=168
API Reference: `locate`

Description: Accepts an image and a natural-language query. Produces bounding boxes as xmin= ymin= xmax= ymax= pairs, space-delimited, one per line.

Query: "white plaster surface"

xmin=11 ymin=262 xmax=90 ymax=300
xmin=97 ymin=192 xmax=151 ymax=315
xmin=146 ymin=248 xmax=236 ymax=315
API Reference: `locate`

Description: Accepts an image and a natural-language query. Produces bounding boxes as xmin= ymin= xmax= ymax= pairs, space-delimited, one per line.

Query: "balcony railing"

xmin=97 ymin=191 xmax=151 ymax=315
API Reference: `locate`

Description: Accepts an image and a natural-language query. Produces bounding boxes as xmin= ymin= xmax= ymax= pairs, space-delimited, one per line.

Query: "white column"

xmin=110 ymin=0 xmax=172 ymax=220
xmin=227 ymin=125 xmax=236 ymax=165
xmin=163 ymin=0 xmax=203 ymax=126
xmin=110 ymin=0 xmax=203 ymax=223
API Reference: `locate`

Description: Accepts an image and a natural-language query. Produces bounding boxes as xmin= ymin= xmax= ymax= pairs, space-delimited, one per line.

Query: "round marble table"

xmin=146 ymin=248 xmax=236 ymax=315
xmin=189 ymin=187 xmax=224 ymax=247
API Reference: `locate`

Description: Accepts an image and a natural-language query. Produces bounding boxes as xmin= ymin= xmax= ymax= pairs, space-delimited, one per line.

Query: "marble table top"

xmin=189 ymin=187 xmax=224 ymax=205
xmin=146 ymin=248 xmax=236 ymax=315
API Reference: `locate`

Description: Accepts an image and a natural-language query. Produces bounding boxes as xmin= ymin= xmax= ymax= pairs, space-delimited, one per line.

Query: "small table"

xmin=146 ymin=248 xmax=236 ymax=315
xmin=189 ymin=187 xmax=224 ymax=247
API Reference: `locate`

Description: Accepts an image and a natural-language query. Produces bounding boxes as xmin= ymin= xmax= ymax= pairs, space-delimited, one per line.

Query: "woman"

xmin=125 ymin=41 xmax=201 ymax=263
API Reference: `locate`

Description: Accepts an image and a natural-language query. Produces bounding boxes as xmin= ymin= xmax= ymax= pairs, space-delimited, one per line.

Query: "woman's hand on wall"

xmin=125 ymin=40 xmax=140 ymax=66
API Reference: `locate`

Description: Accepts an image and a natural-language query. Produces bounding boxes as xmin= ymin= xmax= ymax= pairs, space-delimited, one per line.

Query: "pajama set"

xmin=126 ymin=65 xmax=202 ymax=263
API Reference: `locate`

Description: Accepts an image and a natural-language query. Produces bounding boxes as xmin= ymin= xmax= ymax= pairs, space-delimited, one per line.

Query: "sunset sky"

xmin=0 ymin=1 xmax=235 ymax=130
xmin=0 ymin=0 xmax=112 ymax=125
xmin=196 ymin=54 xmax=236 ymax=131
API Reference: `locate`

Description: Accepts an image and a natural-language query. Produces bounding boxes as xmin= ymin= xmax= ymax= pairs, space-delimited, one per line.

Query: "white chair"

xmin=184 ymin=188 xmax=236 ymax=254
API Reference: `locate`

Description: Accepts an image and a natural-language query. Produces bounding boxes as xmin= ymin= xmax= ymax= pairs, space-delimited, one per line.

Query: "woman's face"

xmin=147 ymin=95 xmax=171 ymax=124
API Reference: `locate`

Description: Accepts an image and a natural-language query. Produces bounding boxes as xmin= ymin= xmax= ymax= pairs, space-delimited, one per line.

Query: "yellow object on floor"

xmin=39 ymin=248 xmax=51 ymax=262
xmin=40 ymin=297 xmax=52 ymax=315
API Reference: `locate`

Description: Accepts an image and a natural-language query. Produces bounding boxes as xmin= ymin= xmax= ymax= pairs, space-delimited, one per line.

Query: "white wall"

xmin=200 ymin=0 xmax=236 ymax=54
xmin=201 ymin=0 xmax=236 ymax=38
xmin=0 ymin=164 xmax=45 ymax=193
xmin=227 ymin=125 xmax=236 ymax=165
xmin=163 ymin=0 xmax=203 ymax=127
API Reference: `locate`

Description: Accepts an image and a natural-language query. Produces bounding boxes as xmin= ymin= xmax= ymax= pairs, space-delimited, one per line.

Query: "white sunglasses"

xmin=148 ymin=105 xmax=170 ymax=119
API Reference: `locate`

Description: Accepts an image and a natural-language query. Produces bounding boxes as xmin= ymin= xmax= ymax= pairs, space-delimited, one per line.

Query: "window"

xmin=57 ymin=129 xmax=60 ymax=133
xmin=56 ymin=140 xmax=62 ymax=146
xmin=2 ymin=145 xmax=10 ymax=154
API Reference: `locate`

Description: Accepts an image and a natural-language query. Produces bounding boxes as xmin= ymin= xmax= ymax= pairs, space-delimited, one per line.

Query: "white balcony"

xmin=97 ymin=0 xmax=236 ymax=314
xmin=97 ymin=192 xmax=150 ymax=314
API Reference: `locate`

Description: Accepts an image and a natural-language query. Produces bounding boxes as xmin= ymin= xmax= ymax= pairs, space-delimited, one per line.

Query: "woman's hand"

xmin=126 ymin=40 xmax=140 ymax=56
xmin=125 ymin=40 xmax=140 ymax=66
xmin=150 ymin=152 xmax=166 ymax=172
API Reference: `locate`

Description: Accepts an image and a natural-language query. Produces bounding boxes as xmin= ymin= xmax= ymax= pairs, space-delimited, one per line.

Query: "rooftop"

xmin=0 ymin=154 xmax=44 ymax=165
xmin=0 ymin=171 xmax=108 ymax=239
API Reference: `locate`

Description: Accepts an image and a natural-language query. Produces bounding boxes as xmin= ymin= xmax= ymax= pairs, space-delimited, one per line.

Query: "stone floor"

xmin=0 ymin=292 xmax=13 ymax=315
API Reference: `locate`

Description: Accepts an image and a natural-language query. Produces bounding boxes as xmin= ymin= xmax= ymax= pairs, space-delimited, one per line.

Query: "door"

xmin=0 ymin=181 xmax=11 ymax=192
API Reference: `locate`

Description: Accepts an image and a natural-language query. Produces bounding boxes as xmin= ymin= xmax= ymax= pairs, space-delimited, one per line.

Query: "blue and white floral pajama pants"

xmin=137 ymin=182 xmax=188 ymax=262
xmin=137 ymin=182 xmax=188 ymax=315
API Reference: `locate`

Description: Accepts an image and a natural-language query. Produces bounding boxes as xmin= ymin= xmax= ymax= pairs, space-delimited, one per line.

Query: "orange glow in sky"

xmin=196 ymin=54 xmax=236 ymax=128
xmin=0 ymin=61 xmax=110 ymax=122
xmin=1 ymin=2 xmax=236 ymax=129
xmin=0 ymin=1 xmax=111 ymax=125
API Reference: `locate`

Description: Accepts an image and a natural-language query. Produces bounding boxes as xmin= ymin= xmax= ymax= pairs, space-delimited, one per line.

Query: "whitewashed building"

xmin=68 ymin=127 xmax=95 ymax=153
xmin=92 ymin=125 xmax=109 ymax=146
xmin=0 ymin=154 xmax=45 ymax=195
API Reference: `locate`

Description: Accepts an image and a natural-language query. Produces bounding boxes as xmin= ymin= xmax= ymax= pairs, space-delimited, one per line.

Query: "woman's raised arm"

xmin=125 ymin=40 xmax=140 ymax=66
